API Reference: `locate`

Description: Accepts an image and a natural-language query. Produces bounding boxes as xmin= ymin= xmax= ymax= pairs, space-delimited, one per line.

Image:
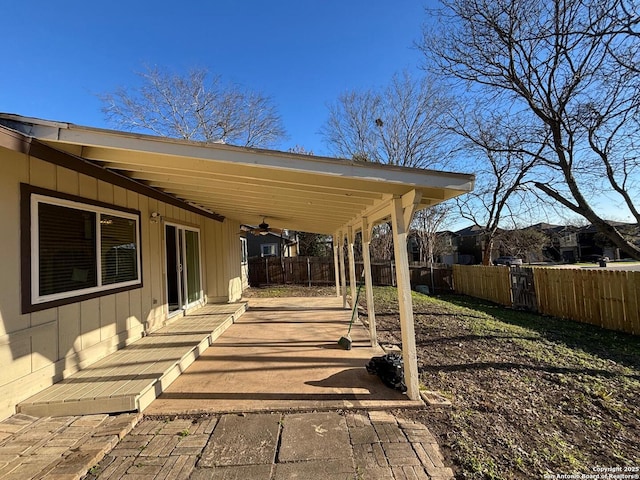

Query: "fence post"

xmin=430 ymin=263 xmax=435 ymax=294
xmin=391 ymin=261 xmax=396 ymax=287
xmin=307 ymin=257 xmax=311 ymax=287
xmin=265 ymin=257 xmax=269 ymax=285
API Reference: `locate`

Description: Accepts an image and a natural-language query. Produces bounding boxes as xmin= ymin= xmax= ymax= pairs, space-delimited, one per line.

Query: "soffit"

xmin=32 ymin=123 xmax=474 ymax=234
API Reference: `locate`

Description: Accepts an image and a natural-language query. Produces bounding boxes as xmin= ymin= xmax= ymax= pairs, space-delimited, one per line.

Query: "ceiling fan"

xmin=240 ymin=217 xmax=284 ymax=236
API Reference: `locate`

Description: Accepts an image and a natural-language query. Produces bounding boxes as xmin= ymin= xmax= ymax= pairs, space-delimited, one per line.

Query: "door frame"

xmin=164 ymin=221 xmax=204 ymax=318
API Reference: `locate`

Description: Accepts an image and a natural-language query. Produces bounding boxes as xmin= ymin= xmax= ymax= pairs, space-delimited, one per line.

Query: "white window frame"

xmin=261 ymin=243 xmax=277 ymax=257
xmin=30 ymin=193 xmax=142 ymax=305
xmin=240 ymin=237 xmax=248 ymax=265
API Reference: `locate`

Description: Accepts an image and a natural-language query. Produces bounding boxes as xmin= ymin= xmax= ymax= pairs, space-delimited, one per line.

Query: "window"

xmin=29 ymin=190 xmax=141 ymax=308
xmin=261 ymin=243 xmax=277 ymax=257
xmin=240 ymin=237 xmax=248 ymax=264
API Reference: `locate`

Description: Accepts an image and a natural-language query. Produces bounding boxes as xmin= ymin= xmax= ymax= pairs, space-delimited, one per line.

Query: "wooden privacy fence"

xmin=452 ymin=265 xmax=512 ymax=306
xmin=248 ymin=257 xmax=454 ymax=292
xmin=533 ymin=268 xmax=640 ymax=336
xmin=248 ymin=256 xmax=335 ymax=286
xmin=452 ymin=265 xmax=640 ymax=336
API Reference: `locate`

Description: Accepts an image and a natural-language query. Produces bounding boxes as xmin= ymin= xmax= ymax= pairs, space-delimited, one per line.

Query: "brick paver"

xmin=0 ymin=412 xmax=140 ymax=480
xmin=0 ymin=410 xmax=454 ymax=480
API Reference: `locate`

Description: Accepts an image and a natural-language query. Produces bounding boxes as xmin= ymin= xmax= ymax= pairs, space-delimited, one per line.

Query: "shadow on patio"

xmin=145 ymin=296 xmax=423 ymax=415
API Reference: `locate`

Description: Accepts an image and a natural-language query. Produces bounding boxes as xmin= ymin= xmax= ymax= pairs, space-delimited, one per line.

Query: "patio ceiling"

xmin=2 ymin=115 xmax=475 ymax=234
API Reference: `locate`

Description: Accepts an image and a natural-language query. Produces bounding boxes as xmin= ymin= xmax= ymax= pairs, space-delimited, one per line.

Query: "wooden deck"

xmin=17 ymin=303 xmax=246 ymax=417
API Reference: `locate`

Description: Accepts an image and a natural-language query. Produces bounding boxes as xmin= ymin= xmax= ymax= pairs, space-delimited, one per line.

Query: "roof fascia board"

xmin=0 ymin=124 xmax=30 ymax=154
xmin=55 ymin=127 xmax=475 ymax=190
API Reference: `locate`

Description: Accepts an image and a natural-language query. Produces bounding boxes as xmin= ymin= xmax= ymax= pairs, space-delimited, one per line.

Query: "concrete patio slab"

xmin=145 ymin=297 xmax=423 ymax=415
xmin=198 ymin=413 xmax=280 ymax=467
xmin=278 ymin=412 xmax=351 ymax=462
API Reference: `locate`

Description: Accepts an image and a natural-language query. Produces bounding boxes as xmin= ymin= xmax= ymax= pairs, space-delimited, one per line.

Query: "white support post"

xmin=333 ymin=234 xmax=341 ymax=298
xmin=347 ymin=226 xmax=357 ymax=302
xmin=362 ymin=217 xmax=377 ymax=347
xmin=338 ymin=231 xmax=347 ymax=308
xmin=390 ymin=193 xmax=421 ymax=401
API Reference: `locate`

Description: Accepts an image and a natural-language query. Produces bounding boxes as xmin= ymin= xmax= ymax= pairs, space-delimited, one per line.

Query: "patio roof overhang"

xmin=0 ymin=114 xmax=474 ymax=235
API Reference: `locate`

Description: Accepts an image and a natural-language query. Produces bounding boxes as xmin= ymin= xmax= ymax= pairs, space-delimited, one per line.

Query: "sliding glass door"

xmin=165 ymin=224 xmax=202 ymax=315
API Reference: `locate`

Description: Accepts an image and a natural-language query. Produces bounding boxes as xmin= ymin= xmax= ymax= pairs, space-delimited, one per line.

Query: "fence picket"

xmin=624 ymin=271 xmax=640 ymax=334
xmin=536 ymin=269 xmax=547 ymax=313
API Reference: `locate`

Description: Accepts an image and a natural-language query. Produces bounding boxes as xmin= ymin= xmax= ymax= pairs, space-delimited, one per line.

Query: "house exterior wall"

xmin=245 ymin=233 xmax=298 ymax=259
xmin=246 ymin=233 xmax=282 ymax=258
xmin=204 ymin=217 xmax=243 ymax=303
xmin=0 ymin=145 xmax=242 ymax=421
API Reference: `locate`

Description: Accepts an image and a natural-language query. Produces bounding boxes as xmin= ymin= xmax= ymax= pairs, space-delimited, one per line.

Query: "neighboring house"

xmin=409 ymin=228 xmax=472 ymax=265
xmin=438 ymin=222 xmax=640 ymax=265
xmin=436 ymin=223 xmax=562 ymax=264
xmin=528 ymin=221 xmax=639 ymax=262
xmin=452 ymin=225 xmax=501 ymax=264
xmin=244 ymin=230 xmax=298 ymax=258
xmin=436 ymin=230 xmax=469 ymax=265
xmin=575 ymin=221 xmax=640 ymax=261
xmin=0 ymin=113 xmax=475 ymax=419
xmin=407 ymin=230 xmax=458 ymax=265
xmin=537 ymin=223 xmax=580 ymax=262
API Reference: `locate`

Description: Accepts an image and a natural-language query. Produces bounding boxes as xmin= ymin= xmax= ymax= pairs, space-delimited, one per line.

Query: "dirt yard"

xmin=245 ymin=285 xmax=640 ymax=479
xmin=367 ymin=287 xmax=640 ymax=479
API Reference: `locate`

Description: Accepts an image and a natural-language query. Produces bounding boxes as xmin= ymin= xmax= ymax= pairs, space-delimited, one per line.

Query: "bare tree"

xmin=320 ymin=71 xmax=454 ymax=168
xmin=411 ymin=203 xmax=454 ymax=264
xmin=422 ymin=0 xmax=640 ymax=259
xmin=100 ymin=66 xmax=287 ymax=148
xmin=494 ymin=228 xmax=550 ymax=262
xmin=288 ymin=145 xmax=314 ymax=155
xmin=369 ymin=223 xmax=395 ymax=261
xmin=452 ymin=107 xmax=545 ymax=264
xmin=296 ymin=232 xmax=332 ymax=257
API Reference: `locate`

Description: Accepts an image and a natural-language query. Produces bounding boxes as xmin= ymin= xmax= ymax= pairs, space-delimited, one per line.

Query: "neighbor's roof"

xmin=0 ymin=113 xmax=474 ymax=235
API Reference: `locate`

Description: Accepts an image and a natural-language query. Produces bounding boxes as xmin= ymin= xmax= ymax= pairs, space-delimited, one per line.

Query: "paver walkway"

xmin=0 ymin=412 xmax=141 ymax=480
xmin=81 ymin=411 xmax=454 ymax=480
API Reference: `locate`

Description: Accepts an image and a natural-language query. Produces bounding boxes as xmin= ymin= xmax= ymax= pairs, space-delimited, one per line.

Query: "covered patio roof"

xmin=0 ymin=113 xmax=474 ymax=235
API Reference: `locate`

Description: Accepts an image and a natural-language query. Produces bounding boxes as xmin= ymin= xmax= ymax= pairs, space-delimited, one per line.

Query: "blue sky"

xmin=1 ymin=0 xmax=432 ymax=156
xmin=2 ymin=1 xmax=633 ymax=226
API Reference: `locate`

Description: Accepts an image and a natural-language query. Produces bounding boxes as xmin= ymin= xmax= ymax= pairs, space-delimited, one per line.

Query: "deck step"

xmin=17 ymin=303 xmax=246 ymax=417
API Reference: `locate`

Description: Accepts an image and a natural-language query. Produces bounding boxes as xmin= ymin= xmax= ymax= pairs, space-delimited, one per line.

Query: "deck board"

xmin=17 ymin=303 xmax=245 ymax=417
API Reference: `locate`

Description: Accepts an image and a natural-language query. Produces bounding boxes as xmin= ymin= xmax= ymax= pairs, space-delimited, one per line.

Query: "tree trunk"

xmin=482 ymin=237 xmax=494 ymax=265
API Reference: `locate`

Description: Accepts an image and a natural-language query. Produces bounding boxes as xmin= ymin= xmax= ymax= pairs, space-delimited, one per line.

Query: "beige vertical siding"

xmin=0 ymin=147 xmax=243 ymax=420
xmin=202 ymin=217 xmax=243 ymax=303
